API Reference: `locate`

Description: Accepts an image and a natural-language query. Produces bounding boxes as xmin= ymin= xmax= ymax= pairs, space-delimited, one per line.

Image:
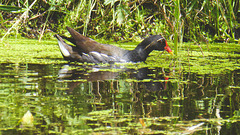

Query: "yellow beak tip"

xmin=169 ymin=51 xmax=174 ymax=55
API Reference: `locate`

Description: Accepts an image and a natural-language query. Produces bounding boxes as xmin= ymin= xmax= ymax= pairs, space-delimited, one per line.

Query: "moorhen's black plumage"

xmin=55 ymin=27 xmax=173 ymax=63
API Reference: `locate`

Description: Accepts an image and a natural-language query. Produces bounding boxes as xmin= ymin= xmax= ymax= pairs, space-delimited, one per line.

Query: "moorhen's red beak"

xmin=164 ymin=41 xmax=173 ymax=55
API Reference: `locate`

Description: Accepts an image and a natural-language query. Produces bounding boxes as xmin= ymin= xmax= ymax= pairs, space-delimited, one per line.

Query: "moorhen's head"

xmin=139 ymin=35 xmax=173 ymax=55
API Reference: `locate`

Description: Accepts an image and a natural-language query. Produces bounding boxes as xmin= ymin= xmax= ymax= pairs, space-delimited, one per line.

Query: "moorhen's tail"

xmin=55 ymin=34 xmax=84 ymax=62
xmin=55 ymin=34 xmax=118 ymax=63
xmin=55 ymin=34 xmax=72 ymax=58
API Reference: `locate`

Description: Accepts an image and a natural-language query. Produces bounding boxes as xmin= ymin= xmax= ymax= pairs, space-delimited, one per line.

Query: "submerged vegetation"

xmin=0 ymin=0 xmax=239 ymax=43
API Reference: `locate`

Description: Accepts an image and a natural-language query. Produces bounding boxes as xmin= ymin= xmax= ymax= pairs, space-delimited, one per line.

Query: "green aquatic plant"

xmin=0 ymin=38 xmax=65 ymax=64
xmin=173 ymin=0 xmax=181 ymax=56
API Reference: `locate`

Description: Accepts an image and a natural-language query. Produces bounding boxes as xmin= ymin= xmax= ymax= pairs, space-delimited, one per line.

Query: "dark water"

xmin=0 ymin=63 xmax=240 ymax=134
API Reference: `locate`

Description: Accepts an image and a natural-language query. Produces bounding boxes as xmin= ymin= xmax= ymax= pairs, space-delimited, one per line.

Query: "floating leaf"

xmin=20 ymin=110 xmax=34 ymax=128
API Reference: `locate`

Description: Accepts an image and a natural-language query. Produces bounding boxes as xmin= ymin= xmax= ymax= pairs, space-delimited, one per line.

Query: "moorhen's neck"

xmin=125 ymin=42 xmax=156 ymax=62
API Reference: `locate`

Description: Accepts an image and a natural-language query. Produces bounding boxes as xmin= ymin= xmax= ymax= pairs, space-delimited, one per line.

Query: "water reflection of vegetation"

xmin=0 ymin=62 xmax=240 ymax=134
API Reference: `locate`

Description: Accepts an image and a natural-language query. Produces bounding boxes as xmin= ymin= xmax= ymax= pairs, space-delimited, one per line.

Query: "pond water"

xmin=0 ymin=39 xmax=240 ymax=134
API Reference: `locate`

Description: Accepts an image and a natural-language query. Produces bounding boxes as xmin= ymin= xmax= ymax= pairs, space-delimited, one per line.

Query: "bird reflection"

xmin=58 ymin=64 xmax=169 ymax=93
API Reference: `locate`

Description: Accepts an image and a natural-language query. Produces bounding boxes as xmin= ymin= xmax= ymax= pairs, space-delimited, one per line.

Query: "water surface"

xmin=0 ymin=39 xmax=240 ymax=134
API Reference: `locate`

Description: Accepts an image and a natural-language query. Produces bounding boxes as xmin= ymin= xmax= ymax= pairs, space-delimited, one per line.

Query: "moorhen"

xmin=55 ymin=27 xmax=173 ymax=63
